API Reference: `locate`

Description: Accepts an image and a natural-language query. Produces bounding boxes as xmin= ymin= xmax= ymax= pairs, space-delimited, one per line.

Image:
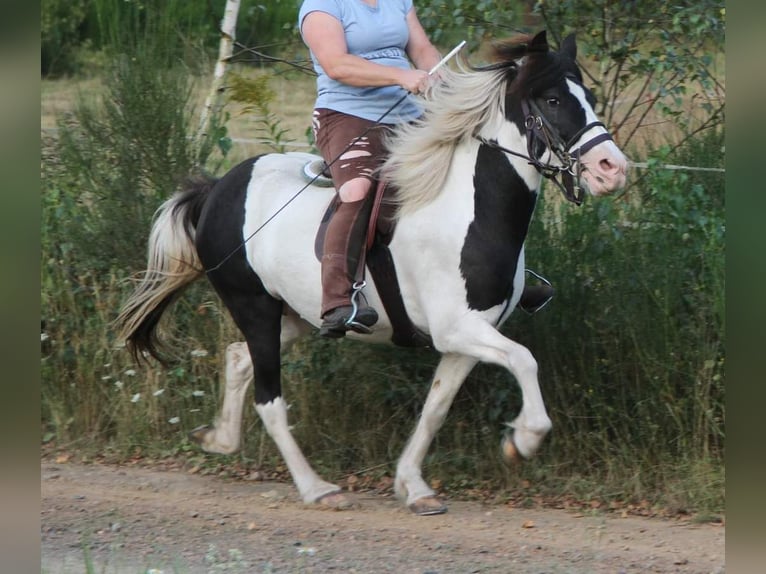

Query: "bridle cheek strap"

xmin=524 ymin=98 xmax=615 ymax=205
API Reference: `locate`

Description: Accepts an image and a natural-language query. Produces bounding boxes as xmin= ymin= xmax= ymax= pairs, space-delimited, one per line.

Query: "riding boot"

xmin=518 ymin=284 xmax=555 ymax=314
xmin=320 ymin=197 xmax=378 ymax=338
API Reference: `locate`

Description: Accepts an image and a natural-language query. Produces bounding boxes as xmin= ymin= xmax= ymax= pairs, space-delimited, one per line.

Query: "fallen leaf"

xmin=522 ymin=520 xmax=535 ymax=529
xmin=55 ymin=453 xmax=70 ymax=464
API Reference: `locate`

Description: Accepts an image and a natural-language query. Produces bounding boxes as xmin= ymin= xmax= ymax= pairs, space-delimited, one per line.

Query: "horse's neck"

xmin=472 ymin=117 xmax=543 ymax=193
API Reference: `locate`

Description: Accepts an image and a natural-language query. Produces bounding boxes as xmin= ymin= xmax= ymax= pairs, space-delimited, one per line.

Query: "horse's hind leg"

xmin=189 ymin=313 xmax=310 ymax=455
xmin=240 ymin=302 xmax=345 ymax=506
xmin=214 ymin=290 xmax=344 ymax=506
xmin=395 ymin=353 xmax=478 ymax=515
xmin=189 ymin=341 xmax=253 ymax=454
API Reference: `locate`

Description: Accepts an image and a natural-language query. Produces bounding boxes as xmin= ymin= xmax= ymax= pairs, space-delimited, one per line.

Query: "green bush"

xmin=41 ymin=0 xmax=303 ymax=77
xmin=41 ymin=0 xmax=229 ymax=452
xmin=509 ymin=127 xmax=725 ymax=509
xmin=41 ymin=0 xmax=90 ymax=76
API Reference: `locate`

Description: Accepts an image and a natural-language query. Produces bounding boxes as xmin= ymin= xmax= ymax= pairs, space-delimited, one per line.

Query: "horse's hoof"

xmin=315 ymin=491 xmax=354 ymax=511
xmin=188 ymin=424 xmax=212 ymax=444
xmin=501 ymin=433 xmax=522 ymax=464
xmin=408 ymin=496 xmax=448 ymax=516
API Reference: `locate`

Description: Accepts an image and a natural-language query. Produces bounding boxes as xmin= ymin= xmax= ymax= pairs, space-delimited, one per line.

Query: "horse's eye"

xmin=547 ymin=97 xmax=560 ymax=107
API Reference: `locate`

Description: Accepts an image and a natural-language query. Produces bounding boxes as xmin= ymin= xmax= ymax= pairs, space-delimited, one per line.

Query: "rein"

xmin=476 ymin=99 xmax=614 ymax=205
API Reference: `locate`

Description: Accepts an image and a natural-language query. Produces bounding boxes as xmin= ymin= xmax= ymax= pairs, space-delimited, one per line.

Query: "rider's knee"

xmin=338 ymin=177 xmax=372 ymax=202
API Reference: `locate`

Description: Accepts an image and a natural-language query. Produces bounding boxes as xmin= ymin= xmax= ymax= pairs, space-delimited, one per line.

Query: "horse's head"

xmin=494 ymin=31 xmax=627 ymax=201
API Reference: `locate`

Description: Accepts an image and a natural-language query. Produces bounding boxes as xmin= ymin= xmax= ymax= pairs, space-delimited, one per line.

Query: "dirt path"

xmin=41 ymin=462 xmax=724 ymax=573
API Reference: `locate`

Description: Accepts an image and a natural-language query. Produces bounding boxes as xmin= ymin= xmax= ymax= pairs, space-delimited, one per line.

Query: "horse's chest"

xmin=459 ymin=145 xmax=537 ymax=311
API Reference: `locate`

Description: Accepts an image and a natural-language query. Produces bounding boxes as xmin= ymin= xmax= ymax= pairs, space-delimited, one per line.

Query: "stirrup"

xmin=518 ymin=269 xmax=554 ymax=315
xmin=302 ymin=159 xmax=334 ymax=187
xmin=346 ymin=281 xmax=375 ymax=334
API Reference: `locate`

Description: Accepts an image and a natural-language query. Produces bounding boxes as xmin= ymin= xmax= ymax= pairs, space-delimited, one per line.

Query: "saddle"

xmin=306 ymin=160 xmax=432 ymax=348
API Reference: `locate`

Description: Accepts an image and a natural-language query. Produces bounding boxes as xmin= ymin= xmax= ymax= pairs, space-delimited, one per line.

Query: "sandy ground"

xmin=41 ymin=461 xmax=724 ymax=573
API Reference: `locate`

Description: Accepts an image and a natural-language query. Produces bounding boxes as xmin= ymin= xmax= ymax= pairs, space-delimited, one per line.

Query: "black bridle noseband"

xmin=476 ymin=98 xmax=614 ymax=205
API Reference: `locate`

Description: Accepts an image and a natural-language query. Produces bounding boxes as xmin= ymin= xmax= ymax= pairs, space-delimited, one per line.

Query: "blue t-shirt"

xmin=298 ymin=0 xmax=421 ymax=123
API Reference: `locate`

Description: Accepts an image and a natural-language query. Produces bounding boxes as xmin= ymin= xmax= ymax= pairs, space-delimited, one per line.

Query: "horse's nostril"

xmin=599 ymin=158 xmax=616 ymax=173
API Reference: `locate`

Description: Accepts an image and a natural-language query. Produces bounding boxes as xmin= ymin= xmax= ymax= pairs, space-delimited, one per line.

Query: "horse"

xmin=116 ymin=31 xmax=627 ymax=515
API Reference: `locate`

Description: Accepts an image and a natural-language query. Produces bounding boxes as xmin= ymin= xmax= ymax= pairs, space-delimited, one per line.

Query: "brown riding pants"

xmin=313 ymin=109 xmax=393 ymax=316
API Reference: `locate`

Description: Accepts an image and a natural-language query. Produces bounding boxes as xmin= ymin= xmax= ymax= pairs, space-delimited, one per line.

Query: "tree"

xmin=197 ymin=0 xmax=242 ymax=160
xmin=417 ymin=0 xmax=724 ymax=150
xmin=533 ymin=0 xmax=724 ymax=149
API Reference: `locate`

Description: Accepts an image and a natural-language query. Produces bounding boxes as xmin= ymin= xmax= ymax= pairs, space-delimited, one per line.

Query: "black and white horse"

xmin=117 ymin=32 xmax=627 ymax=515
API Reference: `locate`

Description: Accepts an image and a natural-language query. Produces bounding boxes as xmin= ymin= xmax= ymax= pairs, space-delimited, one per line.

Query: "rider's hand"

xmin=398 ymin=69 xmax=430 ymax=94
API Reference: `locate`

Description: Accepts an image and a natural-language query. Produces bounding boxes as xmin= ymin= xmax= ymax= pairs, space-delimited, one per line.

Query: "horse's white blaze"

xmin=565 ymin=80 xmax=628 ymax=195
xmin=256 ymin=396 xmax=340 ymax=503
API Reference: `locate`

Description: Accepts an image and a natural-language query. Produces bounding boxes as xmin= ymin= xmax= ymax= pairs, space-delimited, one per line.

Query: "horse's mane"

xmin=382 ymin=34 xmax=565 ymax=218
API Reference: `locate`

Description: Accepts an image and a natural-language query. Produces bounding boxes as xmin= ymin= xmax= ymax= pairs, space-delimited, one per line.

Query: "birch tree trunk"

xmin=196 ymin=0 xmax=241 ymax=152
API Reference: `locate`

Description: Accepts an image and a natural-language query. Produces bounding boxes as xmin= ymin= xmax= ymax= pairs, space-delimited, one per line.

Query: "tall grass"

xmin=41 ymin=0 xmax=232 ymax=454
xmin=507 ymin=127 xmax=725 ymax=509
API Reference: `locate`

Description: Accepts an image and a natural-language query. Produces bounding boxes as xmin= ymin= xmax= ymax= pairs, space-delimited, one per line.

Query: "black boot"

xmin=319 ymin=304 xmax=379 ymax=338
xmin=518 ymin=282 xmax=554 ymax=314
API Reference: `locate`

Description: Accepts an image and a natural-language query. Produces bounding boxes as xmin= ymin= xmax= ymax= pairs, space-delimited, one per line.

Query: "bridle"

xmin=476 ymin=94 xmax=614 ymax=205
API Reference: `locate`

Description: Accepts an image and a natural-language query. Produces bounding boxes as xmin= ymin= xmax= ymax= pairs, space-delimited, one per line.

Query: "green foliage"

xmin=228 ymin=73 xmax=295 ymax=152
xmin=41 ymin=0 xmax=232 ymax=451
xmin=508 ymin=127 xmax=725 ymax=509
xmin=236 ymin=0 xmax=302 ymax=56
xmin=532 ymin=0 xmax=725 ymax=148
xmin=417 ymin=0 xmax=528 ymax=49
xmin=41 ymin=0 xmax=303 ymax=78
xmin=41 ymin=0 xmax=90 ymax=76
xmin=44 ymin=1 xmax=225 ymax=275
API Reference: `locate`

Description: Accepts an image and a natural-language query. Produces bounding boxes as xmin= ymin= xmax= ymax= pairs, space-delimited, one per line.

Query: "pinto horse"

xmin=117 ymin=31 xmax=627 ymax=515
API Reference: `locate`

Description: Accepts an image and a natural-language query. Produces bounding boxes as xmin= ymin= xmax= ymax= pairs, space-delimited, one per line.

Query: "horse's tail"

xmin=115 ymin=174 xmax=218 ymax=364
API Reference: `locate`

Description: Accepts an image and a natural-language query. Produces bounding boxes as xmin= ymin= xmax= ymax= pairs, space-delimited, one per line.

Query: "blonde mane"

xmin=381 ymin=59 xmax=513 ymax=218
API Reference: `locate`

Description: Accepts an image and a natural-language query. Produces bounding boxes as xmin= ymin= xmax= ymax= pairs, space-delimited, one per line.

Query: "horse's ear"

xmin=560 ymin=33 xmax=577 ymax=60
xmin=527 ymin=30 xmax=549 ymax=53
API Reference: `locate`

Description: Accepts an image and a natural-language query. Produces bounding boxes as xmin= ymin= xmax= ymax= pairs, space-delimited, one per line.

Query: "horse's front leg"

xmin=395 ymin=353 xmax=478 ymax=515
xmin=436 ymin=317 xmax=553 ymax=461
